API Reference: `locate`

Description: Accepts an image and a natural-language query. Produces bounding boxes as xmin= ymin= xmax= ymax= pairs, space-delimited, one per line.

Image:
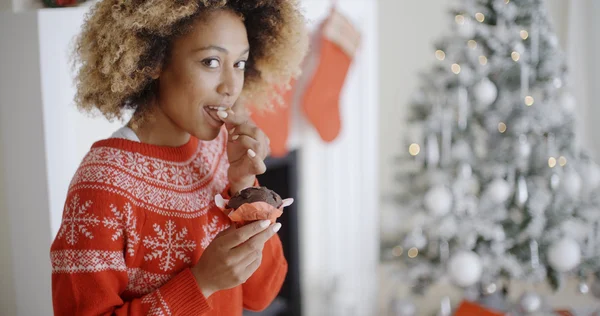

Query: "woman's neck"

xmin=129 ymin=105 xmax=191 ymax=147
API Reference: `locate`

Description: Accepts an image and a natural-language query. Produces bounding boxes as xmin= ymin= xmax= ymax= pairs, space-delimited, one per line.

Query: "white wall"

xmin=0 ymin=8 xmax=114 ymax=315
xmin=298 ymin=1 xmax=379 ymax=315
xmin=378 ymin=0 xmax=600 ymax=314
xmin=377 ymin=0 xmax=448 ymax=199
xmin=0 ymin=12 xmax=53 ymax=316
xmin=0 ymin=0 xmax=43 ymax=11
xmin=0 ymin=0 xmax=11 ymax=11
xmin=0 ymin=145 xmax=17 ymax=316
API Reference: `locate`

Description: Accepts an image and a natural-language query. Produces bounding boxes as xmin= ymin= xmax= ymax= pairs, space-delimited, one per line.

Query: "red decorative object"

xmin=42 ymin=0 xmax=82 ymax=8
xmin=454 ymin=300 xmax=505 ymax=316
xmin=300 ymin=7 xmax=360 ymax=143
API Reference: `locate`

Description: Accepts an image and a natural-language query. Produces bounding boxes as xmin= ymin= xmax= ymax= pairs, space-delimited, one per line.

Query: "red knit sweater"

xmin=50 ymin=128 xmax=287 ymax=315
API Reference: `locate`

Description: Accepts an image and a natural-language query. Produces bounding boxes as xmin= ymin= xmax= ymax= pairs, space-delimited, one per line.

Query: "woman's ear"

xmin=150 ymin=67 xmax=161 ymax=80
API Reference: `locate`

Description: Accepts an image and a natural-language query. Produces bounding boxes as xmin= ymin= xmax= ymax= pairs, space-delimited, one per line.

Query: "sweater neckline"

xmin=91 ymin=135 xmax=200 ymax=162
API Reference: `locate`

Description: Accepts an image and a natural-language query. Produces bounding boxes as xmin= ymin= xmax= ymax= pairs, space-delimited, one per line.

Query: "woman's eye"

xmin=202 ymin=59 xmax=220 ymax=68
xmin=236 ymin=60 xmax=247 ymax=70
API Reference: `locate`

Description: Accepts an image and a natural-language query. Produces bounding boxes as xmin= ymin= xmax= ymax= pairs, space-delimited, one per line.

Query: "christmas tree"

xmin=385 ymin=0 xmax=600 ymax=295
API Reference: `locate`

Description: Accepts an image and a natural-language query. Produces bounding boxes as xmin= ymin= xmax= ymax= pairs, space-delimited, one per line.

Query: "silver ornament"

xmin=518 ymin=291 xmax=542 ymax=313
xmin=483 ymin=282 xmax=498 ymax=295
xmin=438 ymin=296 xmax=452 ymax=316
xmin=459 ymin=163 xmax=472 ymax=179
xmin=550 ymin=173 xmax=560 ymax=191
xmin=390 ymin=298 xmax=417 ymax=316
xmin=510 ymin=208 xmax=524 ymax=225
xmin=578 ymin=281 xmax=590 ymax=294
xmin=515 ymin=175 xmax=529 ymax=208
xmin=518 ymin=134 xmax=532 ymax=159
xmin=553 ymin=77 xmax=563 ymax=89
xmin=426 ymin=134 xmax=440 ymax=168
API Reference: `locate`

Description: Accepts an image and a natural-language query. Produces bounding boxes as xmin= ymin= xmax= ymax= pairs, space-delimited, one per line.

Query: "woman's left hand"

xmin=218 ymin=104 xmax=270 ymax=194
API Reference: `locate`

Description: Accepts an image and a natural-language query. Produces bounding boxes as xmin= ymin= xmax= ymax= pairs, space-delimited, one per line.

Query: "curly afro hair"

xmin=73 ymin=0 xmax=309 ymax=122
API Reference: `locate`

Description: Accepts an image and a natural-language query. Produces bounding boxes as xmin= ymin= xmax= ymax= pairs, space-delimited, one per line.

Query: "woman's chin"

xmin=193 ymin=127 xmax=222 ymax=141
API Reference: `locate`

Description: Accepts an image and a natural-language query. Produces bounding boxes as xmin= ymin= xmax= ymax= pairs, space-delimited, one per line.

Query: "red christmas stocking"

xmin=250 ymin=80 xmax=295 ymax=158
xmin=301 ymin=9 xmax=360 ymax=143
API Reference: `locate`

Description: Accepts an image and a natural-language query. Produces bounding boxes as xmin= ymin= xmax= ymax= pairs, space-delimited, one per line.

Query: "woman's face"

xmin=155 ymin=9 xmax=249 ymax=141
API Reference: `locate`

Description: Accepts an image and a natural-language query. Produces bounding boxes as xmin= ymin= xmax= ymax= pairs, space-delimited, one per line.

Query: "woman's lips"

xmin=204 ymin=106 xmax=225 ymax=128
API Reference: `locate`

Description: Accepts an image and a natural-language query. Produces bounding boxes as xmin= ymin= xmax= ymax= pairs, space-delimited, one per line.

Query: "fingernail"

xmin=273 ymin=223 xmax=282 ymax=232
xmin=247 ymin=149 xmax=256 ymax=158
xmin=217 ymin=110 xmax=228 ymax=119
xmin=229 ymin=127 xmax=236 ymax=135
xmin=260 ymin=220 xmax=270 ymax=228
xmin=216 ymin=107 xmax=227 ymax=111
xmin=231 ymin=135 xmax=239 ymax=141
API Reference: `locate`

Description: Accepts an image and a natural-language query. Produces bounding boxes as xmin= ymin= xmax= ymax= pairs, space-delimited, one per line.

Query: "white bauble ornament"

xmin=560 ymin=92 xmax=576 ymax=113
xmin=424 ymin=186 xmax=453 ymax=216
xmin=553 ymin=77 xmax=563 ymax=89
xmin=550 ymin=173 xmax=560 ymax=191
xmin=390 ymin=298 xmax=417 ymax=316
xmin=473 ymin=78 xmax=498 ymax=109
xmin=548 ymin=238 xmax=581 ymax=272
xmin=518 ymin=291 xmax=542 ymax=313
xmin=487 ymin=178 xmax=511 ymax=204
xmin=456 ymin=19 xmax=476 ymax=38
xmin=562 ymin=171 xmax=582 ymax=199
xmin=448 ymin=250 xmax=482 ymax=287
xmin=578 ymin=281 xmax=590 ymax=294
xmin=452 ymin=140 xmax=472 ymax=161
xmin=518 ymin=135 xmax=532 ymax=159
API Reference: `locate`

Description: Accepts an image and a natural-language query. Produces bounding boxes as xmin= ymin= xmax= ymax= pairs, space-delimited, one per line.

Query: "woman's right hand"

xmin=191 ymin=219 xmax=282 ymax=298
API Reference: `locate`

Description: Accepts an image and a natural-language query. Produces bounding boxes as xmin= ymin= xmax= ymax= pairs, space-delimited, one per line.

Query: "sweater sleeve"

xmin=221 ymin=179 xmax=288 ymax=311
xmin=50 ymin=191 xmax=212 ymax=316
xmin=241 ymin=233 xmax=288 ymax=311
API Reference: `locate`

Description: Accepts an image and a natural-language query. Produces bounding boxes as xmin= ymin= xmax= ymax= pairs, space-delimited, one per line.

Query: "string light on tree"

xmin=455 ymin=14 xmax=465 ymax=24
xmin=520 ymin=30 xmax=529 ymax=39
xmin=409 ymin=143 xmax=421 ymax=156
xmin=511 ymin=51 xmax=521 ymax=61
xmin=468 ymin=40 xmax=477 ymax=49
xmin=549 ymin=157 xmax=557 ymax=168
xmin=392 ymin=245 xmax=404 ymax=257
xmin=435 ymin=50 xmax=446 ymax=60
xmin=498 ymin=122 xmax=507 ymax=133
xmin=408 ymin=247 xmax=419 ymax=258
xmin=525 ymin=95 xmax=534 ymax=106
xmin=475 ymin=12 xmax=485 ymax=22
xmin=451 ymin=63 xmax=461 ymax=74
xmin=559 ymin=156 xmax=567 ymax=166
xmin=479 ymin=55 xmax=488 ymax=65
xmin=455 ymin=14 xmax=475 ymax=37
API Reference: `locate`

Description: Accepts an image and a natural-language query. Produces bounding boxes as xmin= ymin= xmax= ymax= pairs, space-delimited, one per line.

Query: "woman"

xmin=50 ymin=0 xmax=308 ymax=314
